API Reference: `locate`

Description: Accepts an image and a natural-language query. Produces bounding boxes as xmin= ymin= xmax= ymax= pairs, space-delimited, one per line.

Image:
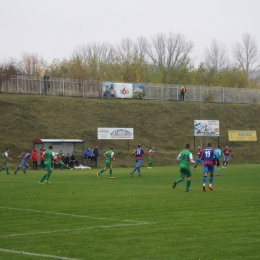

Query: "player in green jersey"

xmin=148 ymin=147 xmax=155 ymax=169
xmin=39 ymin=145 xmax=55 ymax=184
xmin=172 ymin=144 xmax=195 ymax=192
xmin=56 ymin=150 xmax=69 ymax=173
xmin=96 ymin=146 xmax=115 ymax=179
xmin=0 ymin=148 xmax=12 ymax=174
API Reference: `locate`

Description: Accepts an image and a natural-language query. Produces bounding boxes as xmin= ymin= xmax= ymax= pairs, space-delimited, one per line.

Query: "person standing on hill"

xmin=96 ymin=146 xmax=115 ymax=179
xmin=148 ymin=147 xmax=155 ymax=169
xmin=173 ymin=143 xmax=195 ymax=192
xmin=180 ymin=85 xmax=187 ymax=101
xmin=222 ymin=146 xmax=231 ymax=168
xmin=39 ymin=145 xmax=55 ymax=184
xmin=131 ymin=144 xmax=146 ymax=177
xmin=0 ymin=148 xmax=12 ymax=174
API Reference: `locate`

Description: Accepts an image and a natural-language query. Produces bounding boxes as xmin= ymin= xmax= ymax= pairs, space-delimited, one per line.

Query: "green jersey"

xmin=2 ymin=151 xmax=8 ymax=163
xmin=105 ymin=150 xmax=114 ymax=163
xmin=44 ymin=150 xmax=54 ymax=163
xmin=178 ymin=150 xmax=192 ymax=166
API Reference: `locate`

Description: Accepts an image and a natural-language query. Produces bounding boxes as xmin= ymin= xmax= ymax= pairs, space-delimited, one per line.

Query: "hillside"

xmin=0 ymin=93 xmax=259 ymax=167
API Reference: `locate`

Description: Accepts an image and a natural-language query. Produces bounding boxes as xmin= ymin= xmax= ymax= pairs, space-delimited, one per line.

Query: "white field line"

xmin=0 ymin=207 xmax=155 ymax=224
xmin=0 ymin=248 xmax=81 ymax=260
xmin=0 ymin=222 xmax=153 ymax=238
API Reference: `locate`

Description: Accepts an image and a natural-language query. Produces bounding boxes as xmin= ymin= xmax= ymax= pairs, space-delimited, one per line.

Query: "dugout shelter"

xmin=32 ymin=139 xmax=85 ymax=165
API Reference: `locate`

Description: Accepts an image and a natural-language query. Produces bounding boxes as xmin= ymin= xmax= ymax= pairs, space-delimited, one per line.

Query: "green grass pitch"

xmin=0 ymin=165 xmax=259 ymax=260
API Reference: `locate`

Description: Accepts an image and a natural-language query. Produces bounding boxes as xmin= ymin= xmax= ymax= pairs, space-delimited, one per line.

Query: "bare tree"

xmin=203 ymin=39 xmax=229 ymax=72
xmin=18 ymin=52 xmax=45 ymax=77
xmin=146 ymin=32 xmax=194 ymax=69
xmin=233 ymin=33 xmax=260 ymax=77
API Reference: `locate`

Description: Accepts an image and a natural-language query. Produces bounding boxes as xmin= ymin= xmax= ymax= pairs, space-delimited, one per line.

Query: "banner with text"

xmin=228 ymin=130 xmax=257 ymax=141
xmin=194 ymin=120 xmax=220 ymax=136
xmin=98 ymin=128 xmax=134 ymax=140
xmin=102 ymin=82 xmax=133 ymax=99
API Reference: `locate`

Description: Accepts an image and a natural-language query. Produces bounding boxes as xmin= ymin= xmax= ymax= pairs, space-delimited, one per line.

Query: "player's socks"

xmin=132 ymin=167 xmax=137 ymax=173
xmin=137 ymin=169 xmax=140 ymax=175
xmin=24 ymin=166 xmax=28 ymax=173
xmin=186 ymin=180 xmax=191 ymax=190
xmin=40 ymin=174 xmax=47 ymax=182
xmin=209 ymin=175 xmax=213 ymax=185
xmin=46 ymin=172 xmax=52 ymax=181
xmin=176 ymin=178 xmax=183 ymax=184
xmin=98 ymin=169 xmax=105 ymax=175
xmin=109 ymin=170 xmax=112 ymax=177
xmin=194 ymin=165 xmax=197 ymax=169
xmin=203 ymin=176 xmax=207 ymax=185
xmin=6 ymin=168 xmax=9 ymax=174
xmin=225 ymin=162 xmax=228 ymax=167
xmin=15 ymin=167 xmax=19 ymax=174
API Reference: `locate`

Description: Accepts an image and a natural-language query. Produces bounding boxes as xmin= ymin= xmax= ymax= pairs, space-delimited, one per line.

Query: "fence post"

xmin=161 ymin=85 xmax=163 ymax=100
xmin=83 ymin=81 xmax=85 ymax=98
xmin=223 ymin=87 xmax=224 ymax=103
xmin=177 ymin=85 xmax=179 ymax=100
xmin=39 ymin=78 xmax=41 ymax=95
xmin=16 ymin=76 xmax=18 ymax=94
xmin=62 ymin=79 xmax=64 ymax=96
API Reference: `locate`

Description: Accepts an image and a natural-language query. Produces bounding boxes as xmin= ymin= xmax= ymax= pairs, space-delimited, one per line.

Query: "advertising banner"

xmin=228 ymin=130 xmax=257 ymax=141
xmin=102 ymin=82 xmax=133 ymax=99
xmin=98 ymin=128 xmax=134 ymax=140
xmin=194 ymin=120 xmax=220 ymax=136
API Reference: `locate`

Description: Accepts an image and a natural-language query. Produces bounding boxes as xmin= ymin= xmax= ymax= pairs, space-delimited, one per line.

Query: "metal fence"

xmin=1 ymin=77 xmax=260 ymax=104
xmin=0 ymin=77 xmax=102 ymax=98
xmin=145 ymin=84 xmax=260 ymax=104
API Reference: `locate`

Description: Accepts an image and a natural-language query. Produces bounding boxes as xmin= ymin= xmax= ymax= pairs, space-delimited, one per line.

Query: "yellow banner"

xmin=228 ymin=130 xmax=257 ymax=141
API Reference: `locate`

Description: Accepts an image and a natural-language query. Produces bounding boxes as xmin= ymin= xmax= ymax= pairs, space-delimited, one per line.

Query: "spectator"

xmin=43 ymin=74 xmax=49 ymax=94
xmin=31 ymin=148 xmax=38 ymax=170
xmin=40 ymin=148 xmax=46 ymax=170
xmin=70 ymin=152 xmax=78 ymax=169
xmin=92 ymin=146 xmax=100 ymax=168
xmin=84 ymin=148 xmax=94 ymax=166
xmin=180 ymin=85 xmax=187 ymax=101
xmin=64 ymin=153 xmax=71 ymax=168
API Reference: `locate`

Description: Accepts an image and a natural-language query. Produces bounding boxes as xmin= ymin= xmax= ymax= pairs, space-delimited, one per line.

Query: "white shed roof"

xmin=32 ymin=139 xmax=84 ymax=144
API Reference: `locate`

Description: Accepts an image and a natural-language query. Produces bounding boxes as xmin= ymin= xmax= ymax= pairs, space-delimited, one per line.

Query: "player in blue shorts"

xmin=131 ymin=144 xmax=146 ymax=177
xmin=14 ymin=152 xmax=31 ymax=174
xmin=193 ymin=146 xmax=203 ymax=171
xmin=201 ymin=143 xmax=215 ymax=191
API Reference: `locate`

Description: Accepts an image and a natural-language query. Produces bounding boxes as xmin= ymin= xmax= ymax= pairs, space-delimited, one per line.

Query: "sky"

xmin=0 ymin=0 xmax=260 ymax=67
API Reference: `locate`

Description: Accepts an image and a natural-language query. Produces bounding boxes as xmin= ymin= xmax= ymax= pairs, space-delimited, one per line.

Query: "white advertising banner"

xmin=194 ymin=120 xmax=220 ymax=136
xmin=98 ymin=128 xmax=134 ymax=140
xmin=102 ymin=82 xmax=133 ymax=99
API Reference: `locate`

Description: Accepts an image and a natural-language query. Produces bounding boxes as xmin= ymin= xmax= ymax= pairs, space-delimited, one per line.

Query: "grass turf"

xmin=0 ymin=164 xmax=259 ymax=260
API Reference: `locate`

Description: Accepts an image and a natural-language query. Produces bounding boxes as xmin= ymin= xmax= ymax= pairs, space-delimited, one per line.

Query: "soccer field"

xmin=0 ymin=165 xmax=259 ymax=260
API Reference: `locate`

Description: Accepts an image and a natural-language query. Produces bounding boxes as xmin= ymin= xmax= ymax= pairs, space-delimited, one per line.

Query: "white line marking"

xmin=0 ymin=207 xmax=155 ymax=224
xmin=0 ymin=248 xmax=81 ymax=260
xmin=0 ymin=222 xmax=154 ymax=238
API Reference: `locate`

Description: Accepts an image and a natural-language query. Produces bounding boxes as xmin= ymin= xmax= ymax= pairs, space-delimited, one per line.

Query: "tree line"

xmin=0 ymin=32 xmax=260 ymax=88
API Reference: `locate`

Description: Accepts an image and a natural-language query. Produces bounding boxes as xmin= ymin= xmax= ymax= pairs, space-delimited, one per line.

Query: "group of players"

xmin=1 ymin=143 xmax=231 ymax=191
xmin=173 ymin=143 xmax=231 ymax=192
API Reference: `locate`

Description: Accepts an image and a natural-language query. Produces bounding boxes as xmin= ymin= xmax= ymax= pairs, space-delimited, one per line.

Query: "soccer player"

xmin=148 ymin=146 xmax=155 ymax=169
xmin=222 ymin=146 xmax=231 ymax=168
xmin=39 ymin=145 xmax=55 ymax=184
xmin=0 ymin=148 xmax=12 ymax=174
xmin=193 ymin=145 xmax=203 ymax=171
xmin=201 ymin=143 xmax=215 ymax=191
xmin=131 ymin=144 xmax=146 ymax=177
xmin=96 ymin=146 xmax=115 ymax=179
xmin=56 ymin=150 xmax=69 ymax=173
xmin=14 ymin=152 xmax=31 ymax=174
xmin=215 ymin=146 xmax=222 ymax=176
xmin=173 ymin=143 xmax=195 ymax=192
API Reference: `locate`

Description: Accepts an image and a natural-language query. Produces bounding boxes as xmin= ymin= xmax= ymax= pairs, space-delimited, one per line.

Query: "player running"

xmin=0 ymin=148 xmax=12 ymax=174
xmin=193 ymin=146 xmax=203 ymax=171
xmin=14 ymin=152 xmax=31 ymax=174
xmin=96 ymin=146 xmax=115 ymax=179
xmin=131 ymin=144 xmax=146 ymax=177
xmin=201 ymin=143 xmax=215 ymax=191
xmin=222 ymin=146 xmax=231 ymax=168
xmin=56 ymin=150 xmax=69 ymax=173
xmin=173 ymin=143 xmax=195 ymax=192
xmin=148 ymin=147 xmax=155 ymax=169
